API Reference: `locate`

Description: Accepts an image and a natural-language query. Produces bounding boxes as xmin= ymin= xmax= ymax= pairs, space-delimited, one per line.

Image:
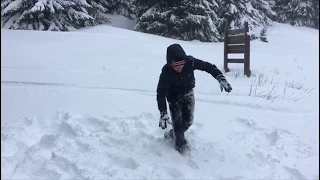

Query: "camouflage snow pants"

xmin=167 ymin=89 xmax=195 ymax=148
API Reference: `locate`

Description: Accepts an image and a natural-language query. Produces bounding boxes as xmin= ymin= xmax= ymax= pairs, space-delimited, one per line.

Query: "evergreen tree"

xmin=1 ymin=0 xmax=14 ymax=13
xmin=217 ymin=0 xmax=274 ymax=36
xmin=110 ymin=0 xmax=135 ymax=20
xmin=274 ymin=0 xmax=318 ymax=29
xmin=87 ymin=0 xmax=112 ymax=21
xmin=250 ymin=0 xmax=276 ymax=21
xmin=260 ymin=27 xmax=268 ymax=42
xmin=134 ymin=0 xmax=157 ymax=19
xmin=312 ymin=0 xmax=319 ymax=29
xmin=1 ymin=0 xmax=110 ymax=31
xmin=134 ymin=0 xmax=222 ymax=42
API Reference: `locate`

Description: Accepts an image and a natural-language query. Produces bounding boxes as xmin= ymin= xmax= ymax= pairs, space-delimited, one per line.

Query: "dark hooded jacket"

xmin=156 ymin=44 xmax=224 ymax=112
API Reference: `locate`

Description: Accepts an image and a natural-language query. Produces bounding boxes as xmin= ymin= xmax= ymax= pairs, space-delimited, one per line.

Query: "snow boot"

xmin=174 ymin=132 xmax=188 ymax=154
xmin=164 ymin=129 xmax=174 ymax=139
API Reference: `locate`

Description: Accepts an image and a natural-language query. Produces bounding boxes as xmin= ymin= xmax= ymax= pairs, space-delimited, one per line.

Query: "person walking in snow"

xmin=157 ymin=43 xmax=232 ymax=153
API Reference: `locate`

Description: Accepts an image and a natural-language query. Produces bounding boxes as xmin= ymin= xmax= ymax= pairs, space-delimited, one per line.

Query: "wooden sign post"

xmin=224 ymin=21 xmax=251 ymax=77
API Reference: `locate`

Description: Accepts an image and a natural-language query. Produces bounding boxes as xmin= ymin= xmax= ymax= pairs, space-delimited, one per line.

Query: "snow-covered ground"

xmin=106 ymin=14 xmax=135 ymax=30
xmin=1 ymin=22 xmax=319 ymax=179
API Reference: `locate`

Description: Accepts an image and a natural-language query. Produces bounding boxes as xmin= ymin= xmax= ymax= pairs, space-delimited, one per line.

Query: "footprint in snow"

xmin=106 ymin=154 xmax=139 ymax=170
xmin=164 ymin=167 xmax=184 ymax=178
xmin=23 ymin=117 xmax=33 ymax=127
xmin=58 ymin=121 xmax=77 ymax=137
xmin=39 ymin=134 xmax=58 ymax=149
xmin=187 ymin=159 xmax=200 ymax=169
xmin=56 ymin=111 xmax=71 ymax=121
xmin=282 ymin=165 xmax=307 ymax=180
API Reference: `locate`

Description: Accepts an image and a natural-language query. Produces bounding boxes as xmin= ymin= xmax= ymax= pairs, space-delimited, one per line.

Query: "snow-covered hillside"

xmin=1 ymin=22 xmax=319 ymax=179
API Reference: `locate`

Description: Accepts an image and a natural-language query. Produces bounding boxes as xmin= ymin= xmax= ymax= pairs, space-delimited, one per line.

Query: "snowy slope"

xmin=1 ymin=22 xmax=319 ymax=179
xmin=106 ymin=14 xmax=135 ymax=30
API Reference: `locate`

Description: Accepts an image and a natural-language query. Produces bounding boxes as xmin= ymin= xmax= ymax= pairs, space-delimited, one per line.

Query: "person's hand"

xmin=159 ymin=112 xmax=170 ymax=129
xmin=217 ymin=75 xmax=232 ymax=93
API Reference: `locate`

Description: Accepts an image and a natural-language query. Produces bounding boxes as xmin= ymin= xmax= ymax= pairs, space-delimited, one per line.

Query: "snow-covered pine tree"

xmin=312 ymin=0 xmax=319 ymax=29
xmin=260 ymin=27 xmax=268 ymax=42
xmin=134 ymin=0 xmax=157 ymax=19
xmin=1 ymin=0 xmax=14 ymax=26
xmin=217 ymin=0 xmax=274 ymax=37
xmin=1 ymin=0 xmax=14 ymax=14
xmin=134 ymin=0 xmax=222 ymax=42
xmin=274 ymin=0 xmax=319 ymax=29
xmin=1 ymin=0 xmax=110 ymax=31
xmin=86 ymin=0 xmax=111 ymax=22
xmin=250 ymin=0 xmax=276 ymax=21
xmin=109 ymin=0 xmax=135 ymax=20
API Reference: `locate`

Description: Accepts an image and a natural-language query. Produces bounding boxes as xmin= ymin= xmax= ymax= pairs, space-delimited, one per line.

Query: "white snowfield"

xmin=1 ymin=22 xmax=319 ymax=179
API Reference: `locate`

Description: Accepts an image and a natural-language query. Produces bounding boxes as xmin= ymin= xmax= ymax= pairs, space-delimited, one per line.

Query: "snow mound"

xmin=2 ymin=111 xmax=317 ymax=179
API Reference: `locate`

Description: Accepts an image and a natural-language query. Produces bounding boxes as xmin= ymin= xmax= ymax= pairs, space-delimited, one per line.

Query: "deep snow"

xmin=1 ymin=22 xmax=319 ymax=179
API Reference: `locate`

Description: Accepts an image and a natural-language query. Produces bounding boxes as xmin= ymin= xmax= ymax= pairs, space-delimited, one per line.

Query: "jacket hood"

xmin=166 ymin=44 xmax=186 ymax=64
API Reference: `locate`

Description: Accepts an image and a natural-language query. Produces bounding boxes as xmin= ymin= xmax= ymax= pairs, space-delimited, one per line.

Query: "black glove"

xmin=216 ymin=74 xmax=232 ymax=93
xmin=159 ymin=111 xmax=170 ymax=129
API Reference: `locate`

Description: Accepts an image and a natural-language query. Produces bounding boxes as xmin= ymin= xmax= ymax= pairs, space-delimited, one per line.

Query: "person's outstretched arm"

xmin=190 ymin=56 xmax=222 ymax=78
xmin=190 ymin=56 xmax=232 ymax=93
